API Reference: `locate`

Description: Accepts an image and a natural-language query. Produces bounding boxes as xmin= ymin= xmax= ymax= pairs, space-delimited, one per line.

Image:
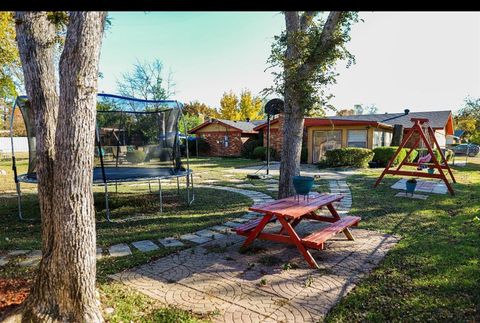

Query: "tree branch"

xmin=300 ymin=11 xmax=317 ymax=31
xmin=300 ymin=11 xmax=343 ymax=77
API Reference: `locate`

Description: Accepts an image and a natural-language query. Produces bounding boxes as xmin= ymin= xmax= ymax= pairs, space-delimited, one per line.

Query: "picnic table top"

xmin=249 ymin=192 xmax=343 ymax=219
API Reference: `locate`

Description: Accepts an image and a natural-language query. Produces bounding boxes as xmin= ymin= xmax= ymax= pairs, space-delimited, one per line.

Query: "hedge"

xmin=253 ymin=146 xmax=278 ymax=161
xmin=372 ymin=146 xmax=418 ymax=167
xmin=241 ymin=139 xmax=261 ymax=159
xmin=323 ymin=148 xmax=374 ymax=168
xmin=126 ymin=150 xmax=146 ymax=164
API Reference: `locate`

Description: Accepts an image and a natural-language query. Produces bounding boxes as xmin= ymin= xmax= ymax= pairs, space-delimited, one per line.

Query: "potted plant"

xmin=405 ymin=178 xmax=417 ymax=195
xmin=428 ymin=165 xmax=435 ymax=174
xmin=292 ymin=176 xmax=315 ymax=200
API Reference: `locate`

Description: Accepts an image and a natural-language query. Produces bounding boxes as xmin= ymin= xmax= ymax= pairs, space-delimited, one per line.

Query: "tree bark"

xmin=11 ymin=11 xmax=107 ymax=322
xmin=278 ymin=12 xmax=304 ymax=198
xmin=278 ymin=11 xmax=343 ymax=198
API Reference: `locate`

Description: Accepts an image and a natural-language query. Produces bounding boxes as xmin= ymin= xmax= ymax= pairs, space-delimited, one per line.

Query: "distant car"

xmin=452 ymin=143 xmax=480 ymax=157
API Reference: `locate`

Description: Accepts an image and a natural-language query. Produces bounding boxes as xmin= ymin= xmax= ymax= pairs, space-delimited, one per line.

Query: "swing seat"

xmin=416 ymin=154 xmax=432 ymax=170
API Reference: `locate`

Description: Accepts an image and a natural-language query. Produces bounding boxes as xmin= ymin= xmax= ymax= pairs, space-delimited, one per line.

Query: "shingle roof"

xmin=188 ymin=118 xmax=267 ymax=134
xmin=321 ymin=110 xmax=452 ymax=129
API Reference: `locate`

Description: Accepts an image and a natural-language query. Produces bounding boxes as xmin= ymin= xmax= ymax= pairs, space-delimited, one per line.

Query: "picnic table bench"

xmin=234 ymin=192 xmax=361 ymax=268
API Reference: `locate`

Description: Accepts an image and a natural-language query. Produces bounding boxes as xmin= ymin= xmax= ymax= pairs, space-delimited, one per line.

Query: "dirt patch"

xmin=0 ymin=278 xmax=31 ymax=315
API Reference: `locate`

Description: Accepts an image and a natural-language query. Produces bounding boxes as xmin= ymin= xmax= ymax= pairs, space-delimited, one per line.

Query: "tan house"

xmin=253 ymin=109 xmax=455 ymax=164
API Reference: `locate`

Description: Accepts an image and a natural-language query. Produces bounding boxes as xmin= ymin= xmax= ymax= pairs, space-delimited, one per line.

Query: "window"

xmin=347 ymin=130 xmax=367 ymax=148
xmin=312 ymin=130 xmax=342 ymax=163
xmin=373 ymin=130 xmax=393 ymax=148
xmin=373 ymin=130 xmax=383 ymax=148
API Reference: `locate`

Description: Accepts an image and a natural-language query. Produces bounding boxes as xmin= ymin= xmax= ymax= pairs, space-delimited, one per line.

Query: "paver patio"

xmin=391 ymin=178 xmax=448 ymax=194
xmin=111 ymin=221 xmax=399 ymax=322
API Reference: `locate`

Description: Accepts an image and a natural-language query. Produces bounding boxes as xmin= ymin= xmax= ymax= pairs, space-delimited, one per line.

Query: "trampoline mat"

xmin=18 ymin=167 xmax=191 ymax=184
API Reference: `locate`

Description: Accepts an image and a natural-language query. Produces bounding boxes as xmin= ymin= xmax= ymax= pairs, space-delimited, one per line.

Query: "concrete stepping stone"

xmin=395 ymin=192 xmax=428 ymax=200
xmin=158 ymin=237 xmax=184 ymax=248
xmin=132 ymin=240 xmax=159 ymax=252
xmin=209 ymin=225 xmax=231 ymax=233
xmin=179 ymin=233 xmax=212 ymax=244
xmin=108 ymin=243 xmax=132 ymax=257
xmin=0 ymin=256 xmax=8 ymax=266
xmin=232 ymin=218 xmax=249 ymax=223
xmin=223 ymin=221 xmax=242 ymax=228
xmin=236 ymin=184 xmax=256 ymax=188
xmin=18 ymin=250 xmax=42 ymax=267
xmin=8 ymin=250 xmax=30 ymax=256
xmin=194 ymin=229 xmax=226 ymax=240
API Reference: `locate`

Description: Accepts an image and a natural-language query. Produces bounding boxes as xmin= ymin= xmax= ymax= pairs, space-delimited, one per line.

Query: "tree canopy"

xmin=219 ymin=89 xmax=263 ymax=121
xmin=0 ymin=12 xmax=21 ymax=99
xmin=455 ymin=96 xmax=480 ymax=143
xmin=265 ymin=12 xmax=360 ymax=116
xmin=117 ymin=58 xmax=175 ymax=101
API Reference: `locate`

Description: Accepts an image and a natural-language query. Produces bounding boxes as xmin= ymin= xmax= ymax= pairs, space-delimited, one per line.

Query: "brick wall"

xmin=262 ymin=114 xmax=284 ymax=156
xmin=198 ymin=131 xmax=244 ymax=157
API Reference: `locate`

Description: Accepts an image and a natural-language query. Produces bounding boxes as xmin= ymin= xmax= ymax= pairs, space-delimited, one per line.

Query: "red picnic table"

xmin=234 ymin=192 xmax=361 ymax=268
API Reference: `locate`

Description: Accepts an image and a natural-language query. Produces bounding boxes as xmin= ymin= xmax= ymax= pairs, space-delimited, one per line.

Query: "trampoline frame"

xmin=10 ymin=94 xmax=195 ymax=222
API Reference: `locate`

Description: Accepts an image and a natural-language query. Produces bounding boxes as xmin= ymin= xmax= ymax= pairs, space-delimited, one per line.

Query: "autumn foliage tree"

xmin=239 ymin=89 xmax=263 ymax=120
xmin=7 ymin=11 xmax=107 ymax=322
xmin=220 ymin=89 xmax=263 ymax=121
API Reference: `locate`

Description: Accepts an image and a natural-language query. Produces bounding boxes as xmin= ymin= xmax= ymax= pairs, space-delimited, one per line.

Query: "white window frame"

xmin=347 ymin=129 xmax=368 ymax=148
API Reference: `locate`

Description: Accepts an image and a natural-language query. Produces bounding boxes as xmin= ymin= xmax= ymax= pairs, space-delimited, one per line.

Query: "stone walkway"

xmin=108 ymin=180 xmax=399 ymax=322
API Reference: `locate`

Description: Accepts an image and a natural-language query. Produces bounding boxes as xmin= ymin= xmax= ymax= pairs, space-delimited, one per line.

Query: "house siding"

xmin=306 ymin=125 xmax=393 ymax=163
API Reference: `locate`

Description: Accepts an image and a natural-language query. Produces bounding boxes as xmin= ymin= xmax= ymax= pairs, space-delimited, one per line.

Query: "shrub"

xmin=372 ymin=146 xmax=418 ymax=167
xmin=253 ymin=146 xmax=277 ymax=161
xmin=241 ymin=138 xmax=261 ymax=159
xmin=126 ymin=150 xmax=146 ymax=164
xmin=324 ymin=148 xmax=374 ymax=168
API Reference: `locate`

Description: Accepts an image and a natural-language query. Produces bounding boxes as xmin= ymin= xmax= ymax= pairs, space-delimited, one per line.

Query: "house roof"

xmin=188 ymin=118 xmax=265 ymax=134
xmin=454 ymin=129 xmax=465 ymax=137
xmin=323 ymin=110 xmax=452 ymax=129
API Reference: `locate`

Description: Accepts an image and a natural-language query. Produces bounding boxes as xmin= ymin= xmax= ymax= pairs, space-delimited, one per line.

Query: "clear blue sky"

xmin=98 ymin=12 xmax=480 ymax=115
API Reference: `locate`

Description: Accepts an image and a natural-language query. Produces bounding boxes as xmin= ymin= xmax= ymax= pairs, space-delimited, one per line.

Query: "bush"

xmin=324 ymin=148 xmax=374 ymax=168
xmin=372 ymin=146 xmax=418 ymax=167
xmin=253 ymin=146 xmax=277 ymax=161
xmin=126 ymin=150 xmax=146 ymax=164
xmin=241 ymin=138 xmax=261 ymax=159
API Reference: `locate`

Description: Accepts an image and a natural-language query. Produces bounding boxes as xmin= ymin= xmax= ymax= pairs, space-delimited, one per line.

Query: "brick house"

xmin=188 ymin=119 xmax=264 ymax=157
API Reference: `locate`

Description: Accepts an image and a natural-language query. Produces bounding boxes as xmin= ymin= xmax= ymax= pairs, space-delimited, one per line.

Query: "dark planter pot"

xmin=428 ymin=168 xmax=435 ymax=174
xmin=406 ymin=181 xmax=417 ymax=194
xmin=292 ymin=176 xmax=315 ymax=196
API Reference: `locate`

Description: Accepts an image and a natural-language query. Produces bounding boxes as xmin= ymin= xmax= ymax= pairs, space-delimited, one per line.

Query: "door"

xmin=312 ymin=130 xmax=342 ymax=163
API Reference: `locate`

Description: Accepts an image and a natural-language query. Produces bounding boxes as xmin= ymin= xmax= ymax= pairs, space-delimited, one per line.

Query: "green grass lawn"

xmin=2 ymin=155 xmax=479 ymax=321
xmin=0 ymin=155 xmax=262 ymax=321
xmin=326 ymin=162 xmax=480 ymax=322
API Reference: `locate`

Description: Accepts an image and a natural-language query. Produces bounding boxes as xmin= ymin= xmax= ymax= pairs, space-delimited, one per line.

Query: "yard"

xmin=0 ymin=155 xmax=479 ymax=321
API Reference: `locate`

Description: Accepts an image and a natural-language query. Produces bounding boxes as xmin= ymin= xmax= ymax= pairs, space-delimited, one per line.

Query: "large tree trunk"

xmin=278 ymin=98 xmax=304 ymax=198
xmin=278 ymin=11 xmax=343 ymax=198
xmin=11 ymin=11 xmax=107 ymax=322
xmin=278 ymin=12 xmax=304 ymax=198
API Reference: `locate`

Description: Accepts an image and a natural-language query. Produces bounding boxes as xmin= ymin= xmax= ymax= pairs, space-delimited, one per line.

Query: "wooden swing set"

xmin=374 ymin=118 xmax=456 ymax=195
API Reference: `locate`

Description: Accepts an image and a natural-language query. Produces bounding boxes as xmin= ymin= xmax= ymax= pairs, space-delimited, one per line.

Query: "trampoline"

xmin=10 ymin=93 xmax=194 ymax=222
